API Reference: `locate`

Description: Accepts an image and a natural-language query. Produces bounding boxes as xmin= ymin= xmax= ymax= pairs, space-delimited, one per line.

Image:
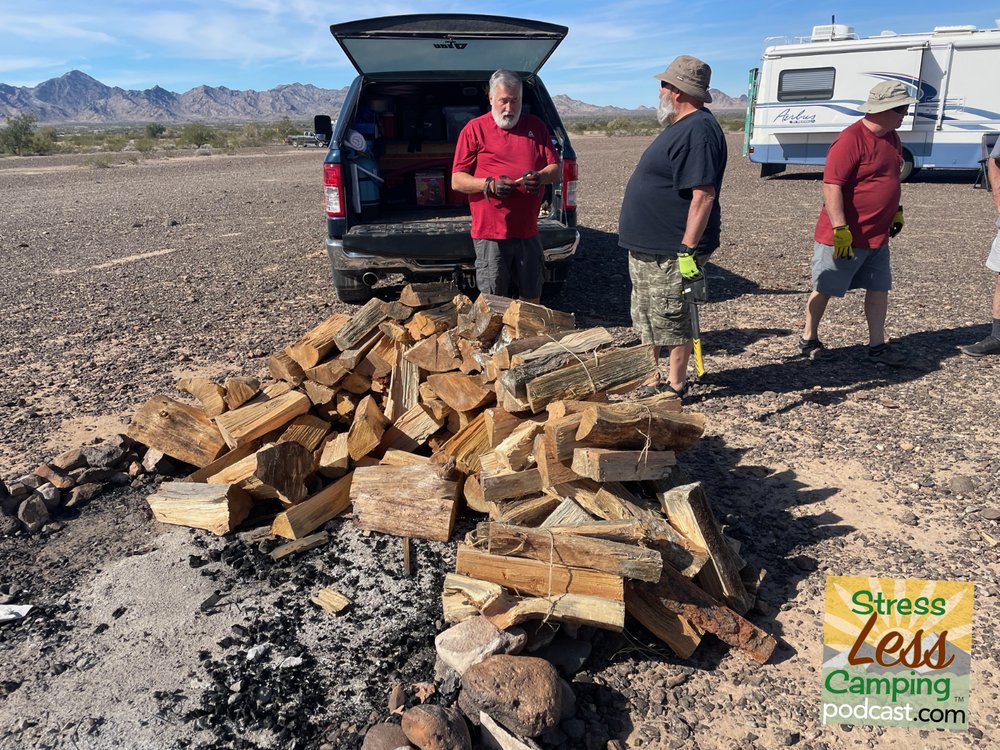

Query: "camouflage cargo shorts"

xmin=628 ymin=250 xmax=706 ymax=347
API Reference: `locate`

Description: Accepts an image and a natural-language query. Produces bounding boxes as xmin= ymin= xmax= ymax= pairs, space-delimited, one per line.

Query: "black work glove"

xmin=521 ymin=170 xmax=541 ymax=194
xmin=491 ymin=175 xmax=515 ymax=198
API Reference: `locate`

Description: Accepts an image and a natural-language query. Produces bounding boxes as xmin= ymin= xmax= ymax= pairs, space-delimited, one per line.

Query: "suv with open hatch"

xmin=320 ymin=14 xmax=579 ymax=303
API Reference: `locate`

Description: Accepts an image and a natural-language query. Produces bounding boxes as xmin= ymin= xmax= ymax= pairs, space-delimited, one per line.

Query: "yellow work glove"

xmin=889 ymin=206 xmax=904 ymax=238
xmin=832 ymin=226 xmax=854 ymax=259
xmin=677 ymin=248 xmax=700 ymax=279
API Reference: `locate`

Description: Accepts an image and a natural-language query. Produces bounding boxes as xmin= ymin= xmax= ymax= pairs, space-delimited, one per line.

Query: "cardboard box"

xmin=415 ymin=169 xmax=446 ymax=207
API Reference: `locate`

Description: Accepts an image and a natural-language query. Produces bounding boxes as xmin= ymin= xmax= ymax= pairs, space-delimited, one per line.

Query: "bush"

xmin=84 ymin=154 xmax=114 ymax=168
xmin=30 ymin=127 xmax=59 ymax=155
xmin=0 ymin=113 xmax=38 ymax=155
xmin=135 ymin=137 xmax=156 ymax=154
xmin=178 ymin=122 xmax=218 ymax=147
xmin=145 ymin=122 xmax=166 ymax=139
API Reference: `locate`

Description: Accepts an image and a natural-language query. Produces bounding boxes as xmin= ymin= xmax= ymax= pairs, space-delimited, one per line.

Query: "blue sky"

xmin=2 ymin=1 xmax=998 ymax=107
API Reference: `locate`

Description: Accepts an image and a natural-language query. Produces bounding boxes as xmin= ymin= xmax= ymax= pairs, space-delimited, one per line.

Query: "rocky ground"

xmin=0 ymin=136 xmax=998 ymax=750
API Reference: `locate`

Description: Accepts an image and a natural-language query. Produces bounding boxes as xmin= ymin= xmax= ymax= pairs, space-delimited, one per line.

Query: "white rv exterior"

xmin=744 ymin=23 xmax=1000 ymax=179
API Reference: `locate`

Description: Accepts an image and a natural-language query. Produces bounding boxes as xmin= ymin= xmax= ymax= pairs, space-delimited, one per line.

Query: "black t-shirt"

xmin=618 ymin=108 xmax=727 ymax=257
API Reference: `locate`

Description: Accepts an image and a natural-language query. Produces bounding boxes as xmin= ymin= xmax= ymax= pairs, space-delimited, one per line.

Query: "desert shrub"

xmin=145 ymin=122 xmax=166 ymax=139
xmin=135 ymin=137 xmax=156 ymax=154
xmin=84 ymin=154 xmax=114 ymax=168
xmin=178 ymin=122 xmax=219 ymax=147
xmin=273 ymin=117 xmax=299 ymax=139
xmin=0 ymin=113 xmax=38 ymax=155
xmin=30 ymin=127 xmax=60 ymax=155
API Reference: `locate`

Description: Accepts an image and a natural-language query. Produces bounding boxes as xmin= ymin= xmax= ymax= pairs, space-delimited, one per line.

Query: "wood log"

xmin=508 ymin=328 xmax=614 ymax=367
xmin=539 ymin=498 xmax=593 ymax=528
xmin=345 ymin=395 xmax=387 ymax=460
xmin=455 ymin=546 xmax=624 ymax=601
xmin=335 ymin=391 xmax=360 ymax=419
xmin=224 ymin=377 xmax=260 ymax=410
xmin=176 ymin=377 xmax=227 ymax=417
xmin=492 ymin=494 xmax=560 ymax=526
xmin=351 ymin=464 xmax=460 ymax=542
xmin=270 ymin=531 xmax=329 ymax=561
xmin=463 ymin=473 xmax=489 ymax=513
xmin=544 ymin=520 xmax=649 ymax=545
xmin=492 ymin=330 xmax=576 ymax=369
xmin=544 ymin=396 xmax=616 ymax=421
xmin=535 ymin=433 xmax=582 ymax=488
xmin=479 ymin=460 xmax=543 ymax=503
xmin=474 ymin=522 xmax=662 ymax=582
xmin=399 ymin=280 xmax=460 ymax=308
xmin=304 ymin=359 xmax=349 ymax=387
xmin=312 ymin=587 xmax=352 ymax=615
xmin=445 ymin=407 xmax=478 ymax=435
xmin=484 ymin=407 xmax=521 ymax=447
xmin=499 ymin=331 xmax=616 ymax=400
xmin=276 ymin=414 xmax=331 ymax=452
xmin=302 ymin=380 xmax=337 ymax=408
xmin=128 ymin=395 xmax=228 ymax=468
xmin=624 ymin=584 xmax=702 ymax=659
xmin=502 ymin=301 xmax=575 ymax=339
xmin=525 ymin=345 xmax=657 ymax=413
xmin=455 ymin=293 xmax=513 ymax=343
xmin=406 ymin=304 xmax=459 ymax=340
xmin=425 ymin=372 xmax=495 ymax=412
xmin=214 ymin=390 xmax=311 ymax=449
xmin=333 ymin=298 xmax=389 ymax=350
xmin=378 ymin=403 xmax=443 ymax=453
xmin=654 ymin=481 xmax=754 ymax=614
xmin=626 ymin=565 xmax=776 ymax=664
xmin=494 ymin=377 xmax=532 ymax=414
xmin=437 ymin=412 xmax=489 ymax=473
xmin=403 ymin=333 xmax=462 ymax=373
xmin=385 ymin=300 xmax=414 ymax=321
xmin=378 ymin=319 xmax=413 ymax=345
xmin=271 ymin=472 xmax=353 ymax=540
xmin=186 ymin=437 xmax=273 ymax=483
xmin=442 ymin=573 xmax=503 ymax=624
xmin=571 ymin=448 xmax=677 ymax=482
xmin=456 ymin=338 xmax=485 ymax=374
xmin=576 ymin=403 xmax=706 ymax=452
xmin=205 ymin=441 xmax=313 ymax=504
xmin=287 ymin=313 xmax=352 ymax=369
xmin=380 ymin=449 xmax=431 ymax=467
xmin=544 ymin=413 xmax=584 ymax=462
xmin=146 ymin=481 xmax=251 ymax=535
xmin=365 ymin=335 xmax=397 ymax=378
xmin=318 ymin=432 xmax=350 ymax=478
xmin=384 ymin=345 xmax=420 ymax=423
xmin=267 ymin=349 xmax=306 ymax=387
xmin=490 ymin=419 xmax=544 ymax=471
xmin=422 ymin=397 xmax=451 ymax=424
xmin=339 ymin=370 xmax=372 ymax=395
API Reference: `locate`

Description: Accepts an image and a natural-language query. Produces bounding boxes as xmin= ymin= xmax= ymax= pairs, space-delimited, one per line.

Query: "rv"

xmin=744 ymin=22 xmax=1000 ymax=180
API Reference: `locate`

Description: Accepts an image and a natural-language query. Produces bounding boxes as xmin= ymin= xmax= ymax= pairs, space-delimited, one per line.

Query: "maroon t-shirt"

xmin=452 ymin=113 xmax=557 ymax=239
xmin=814 ymin=119 xmax=902 ymax=249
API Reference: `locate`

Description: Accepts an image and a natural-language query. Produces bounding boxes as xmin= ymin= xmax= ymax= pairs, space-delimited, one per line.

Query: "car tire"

xmin=900 ymin=148 xmax=917 ymax=182
xmin=333 ymin=269 xmax=374 ymax=304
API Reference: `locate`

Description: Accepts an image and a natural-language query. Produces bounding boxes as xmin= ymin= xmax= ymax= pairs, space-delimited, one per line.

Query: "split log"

xmin=351 ymin=464 xmax=460 ymax=542
xmin=186 ymin=433 xmax=281 ymax=483
xmin=378 ymin=319 xmax=413 ymax=345
xmin=406 ymin=304 xmax=459 ymax=340
xmin=384 ymin=345 xmax=420 ymax=423
xmin=339 ymin=370 xmax=373 ymax=395
xmin=525 ymin=345 xmax=657 ymax=412
xmin=380 ymin=449 xmax=431 ymax=467
xmin=224 ymin=377 xmax=260 ymax=410
xmin=494 ymin=377 xmax=532 ymax=414
xmin=287 ymin=313 xmax=352 ymax=368
xmin=474 ymin=522 xmax=662 ymax=582
xmin=539 ymin=498 xmax=593 ymax=528
xmin=385 ymin=300 xmax=414 ymax=321
xmin=425 ymin=373 xmax=495 ymax=413
xmin=378 ymin=403 xmax=443 ymax=453
xmin=304 ymin=360 xmax=350 ymax=387
xmin=463 ymin=473 xmax=489 ymax=513
xmin=318 ymin=432 xmax=350 ymax=478
xmin=491 ymin=495 xmax=560 ymax=526
xmin=364 ymin=335 xmax=397 ymax=378
xmin=214 ymin=390 xmax=311 ymax=449
xmin=626 ymin=564 xmax=776 ymax=664
xmin=457 ymin=339 xmax=486 ymax=374
xmin=146 ymin=482 xmax=251 ymax=535
xmin=490 ymin=418 xmax=544 ymax=471
xmin=267 ymin=350 xmax=306 ymax=387
xmin=302 ymin=380 xmax=337 ymax=407
xmin=508 ymin=328 xmax=614 ymax=367
xmin=403 ymin=333 xmax=462 ymax=373
xmin=624 ymin=584 xmax=702 ymax=659
xmin=271 ymin=471 xmax=354 ymax=540
xmin=270 ymin=531 xmax=329 ymax=561
xmin=333 ymin=298 xmax=389 ymax=350
xmin=492 ymin=330 xmax=578 ymax=369
xmin=442 ymin=573 xmax=504 ymax=624
xmin=654 ymin=481 xmax=754 ymax=614
xmin=346 ymin=395 xmax=387 ymax=461
xmin=543 ymin=413 xmax=584 ymax=462
xmin=455 ymin=293 xmax=512 ymax=343
xmin=484 ymin=408 xmax=521 ymax=448
xmin=502 ymin=301 xmax=575 ymax=339
xmin=176 ymin=377 xmax=228 ymax=417
xmin=128 ymin=396 xmax=228 ymax=468
xmin=455 ymin=546 xmax=624 ymax=601
xmin=335 ymin=392 xmax=360 ymax=419
xmin=535 ymin=433 xmax=582 ymax=488
xmin=479 ymin=460 xmax=543 ymax=503
xmin=276 ymin=414 xmax=331 ymax=452
xmin=543 ymin=520 xmax=649 ymax=545
xmin=311 ymin=588 xmax=352 ymax=615
xmin=205 ymin=441 xmax=313 ymax=504
xmin=399 ymin=280 xmax=460 ymax=308
xmin=423 ymin=397 xmax=451 ymax=424
xmin=576 ymin=403 xmax=706 ymax=452
xmin=437 ymin=412 xmax=489 ymax=473
xmin=498 ymin=331 xmax=616 ymax=399
xmin=571 ymin=448 xmax=677 ymax=482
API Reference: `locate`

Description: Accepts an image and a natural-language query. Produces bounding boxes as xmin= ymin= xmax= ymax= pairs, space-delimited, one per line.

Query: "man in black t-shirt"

xmin=618 ymin=55 xmax=727 ymax=400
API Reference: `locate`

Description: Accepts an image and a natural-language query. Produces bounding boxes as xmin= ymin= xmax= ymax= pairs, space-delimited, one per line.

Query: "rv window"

xmin=777 ymin=67 xmax=835 ymax=101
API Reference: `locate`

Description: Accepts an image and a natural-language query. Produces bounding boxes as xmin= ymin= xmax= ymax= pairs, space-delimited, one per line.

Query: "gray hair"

xmin=489 ymin=69 xmax=522 ymax=97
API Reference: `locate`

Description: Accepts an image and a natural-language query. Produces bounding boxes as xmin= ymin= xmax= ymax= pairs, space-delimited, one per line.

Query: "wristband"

xmin=483 ymin=176 xmax=495 ymax=198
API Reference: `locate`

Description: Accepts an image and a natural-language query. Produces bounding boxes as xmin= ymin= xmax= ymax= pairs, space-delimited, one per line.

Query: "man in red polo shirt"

xmin=452 ymin=69 xmax=559 ymax=302
xmin=799 ymin=80 xmax=916 ymax=366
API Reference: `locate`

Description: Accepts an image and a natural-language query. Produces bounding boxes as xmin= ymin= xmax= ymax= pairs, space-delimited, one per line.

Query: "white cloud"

xmin=0 ymin=13 xmax=116 ymax=44
xmin=0 ymin=57 xmax=66 ymax=74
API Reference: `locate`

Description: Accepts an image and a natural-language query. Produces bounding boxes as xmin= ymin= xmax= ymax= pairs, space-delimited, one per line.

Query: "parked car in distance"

xmin=321 ymin=14 xmax=579 ymax=303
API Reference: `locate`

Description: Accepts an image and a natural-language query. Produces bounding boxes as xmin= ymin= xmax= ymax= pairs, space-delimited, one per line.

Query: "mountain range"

xmin=0 ymin=71 xmax=747 ymax=125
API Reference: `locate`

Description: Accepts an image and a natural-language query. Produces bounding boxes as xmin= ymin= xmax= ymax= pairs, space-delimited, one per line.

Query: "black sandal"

xmin=660 ymin=382 xmax=689 ymax=401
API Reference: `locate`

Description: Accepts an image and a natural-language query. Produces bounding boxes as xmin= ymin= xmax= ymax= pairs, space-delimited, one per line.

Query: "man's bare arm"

xmin=988 ymin=157 xmax=1000 ymax=215
xmin=822 ymin=182 xmax=848 ymax=227
xmin=681 ymin=185 xmax=716 ymax=248
xmin=452 ymin=171 xmax=488 ymax=194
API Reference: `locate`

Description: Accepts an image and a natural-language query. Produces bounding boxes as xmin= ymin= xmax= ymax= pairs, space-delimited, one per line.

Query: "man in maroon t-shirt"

xmin=452 ymin=69 xmax=559 ymax=302
xmin=799 ymin=81 xmax=916 ymax=366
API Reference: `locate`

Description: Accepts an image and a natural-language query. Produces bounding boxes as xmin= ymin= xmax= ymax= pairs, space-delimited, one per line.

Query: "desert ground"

xmin=0 ymin=134 xmax=997 ymax=750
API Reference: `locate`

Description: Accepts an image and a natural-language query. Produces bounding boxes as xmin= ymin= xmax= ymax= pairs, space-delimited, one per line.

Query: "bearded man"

xmin=617 ymin=55 xmax=728 ymax=401
xmin=452 ymin=69 xmax=559 ymax=302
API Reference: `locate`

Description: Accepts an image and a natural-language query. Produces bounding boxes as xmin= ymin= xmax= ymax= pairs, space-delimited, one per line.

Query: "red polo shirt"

xmin=452 ymin=113 xmax=557 ymax=239
xmin=815 ymin=119 xmax=903 ymax=249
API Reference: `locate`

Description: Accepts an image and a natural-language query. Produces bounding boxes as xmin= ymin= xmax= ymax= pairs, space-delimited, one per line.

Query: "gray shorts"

xmin=473 ymin=236 xmax=544 ymax=299
xmin=811 ymin=241 xmax=892 ymax=297
xmin=987 ymin=230 xmax=1000 ymax=273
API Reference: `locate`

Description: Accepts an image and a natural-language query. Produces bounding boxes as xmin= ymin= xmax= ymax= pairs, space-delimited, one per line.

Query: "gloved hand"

xmin=889 ymin=206 xmax=904 ymax=238
xmin=677 ymin=247 xmax=700 ymax=279
xmin=521 ymin=170 xmax=541 ymax=194
xmin=832 ymin=226 xmax=854 ymax=259
xmin=491 ymin=175 xmax=515 ymax=198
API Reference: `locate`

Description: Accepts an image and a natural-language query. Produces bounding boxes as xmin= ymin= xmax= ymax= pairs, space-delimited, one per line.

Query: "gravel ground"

xmin=1 ymin=136 xmax=998 ymax=750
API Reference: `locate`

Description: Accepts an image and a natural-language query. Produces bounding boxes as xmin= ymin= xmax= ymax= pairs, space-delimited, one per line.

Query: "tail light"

xmin=562 ymin=158 xmax=578 ymax=210
xmin=323 ymin=163 xmax=345 ymax=217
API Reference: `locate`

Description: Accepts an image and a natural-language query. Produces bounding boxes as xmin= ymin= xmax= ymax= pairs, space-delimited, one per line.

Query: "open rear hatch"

xmin=330 ymin=14 xmax=567 ymax=77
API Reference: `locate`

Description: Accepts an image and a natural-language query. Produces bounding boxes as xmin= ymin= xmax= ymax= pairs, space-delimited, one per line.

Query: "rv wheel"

xmin=900 ymin=149 xmax=917 ymax=182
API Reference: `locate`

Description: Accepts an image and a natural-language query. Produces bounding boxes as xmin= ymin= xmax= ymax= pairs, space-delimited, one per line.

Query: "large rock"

xmin=50 ymin=446 xmax=88 ymax=471
xmin=81 ymin=442 xmax=128 ymax=470
xmin=17 ymin=495 xmax=50 ymax=532
xmin=65 ymin=483 xmax=103 ymax=508
xmin=142 ymin=448 xmax=179 ymax=475
xmin=34 ymin=463 xmax=76 ymax=490
xmin=35 ymin=484 xmax=62 ymax=512
xmin=361 ymin=722 xmax=413 ymax=750
xmin=458 ymin=655 xmax=563 ymax=737
xmin=435 ymin=617 xmax=526 ymax=676
xmin=401 ymin=705 xmax=471 ymax=750
xmin=0 ymin=513 xmax=20 ymax=537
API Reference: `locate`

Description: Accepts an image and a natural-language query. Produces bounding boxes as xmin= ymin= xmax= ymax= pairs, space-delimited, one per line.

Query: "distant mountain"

xmin=0 ymin=70 xmax=746 ymax=124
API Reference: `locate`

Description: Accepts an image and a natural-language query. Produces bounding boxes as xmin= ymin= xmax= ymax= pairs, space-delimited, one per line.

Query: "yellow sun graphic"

xmin=824 ymin=576 xmax=974 ymax=654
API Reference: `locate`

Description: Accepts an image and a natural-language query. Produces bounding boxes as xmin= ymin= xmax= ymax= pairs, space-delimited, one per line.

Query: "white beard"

xmin=657 ymin=96 xmax=676 ymax=127
xmin=492 ymin=110 xmax=521 ymax=130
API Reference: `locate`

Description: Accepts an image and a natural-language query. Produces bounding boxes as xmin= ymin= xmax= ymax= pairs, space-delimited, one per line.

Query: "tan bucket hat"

xmin=859 ymin=81 xmax=917 ymax=113
xmin=654 ymin=55 xmax=712 ymax=103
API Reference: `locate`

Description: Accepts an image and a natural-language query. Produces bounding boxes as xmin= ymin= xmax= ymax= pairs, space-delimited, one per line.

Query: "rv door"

xmin=743 ymin=67 xmax=759 ymax=156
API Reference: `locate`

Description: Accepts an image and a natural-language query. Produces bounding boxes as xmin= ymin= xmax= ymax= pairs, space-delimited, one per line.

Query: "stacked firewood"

xmin=128 ymin=281 xmax=774 ymax=664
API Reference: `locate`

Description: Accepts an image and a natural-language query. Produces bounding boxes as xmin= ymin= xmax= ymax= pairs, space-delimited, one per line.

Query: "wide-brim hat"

xmin=654 ymin=55 xmax=712 ymax=104
xmin=859 ymin=80 xmax=917 ymax=113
